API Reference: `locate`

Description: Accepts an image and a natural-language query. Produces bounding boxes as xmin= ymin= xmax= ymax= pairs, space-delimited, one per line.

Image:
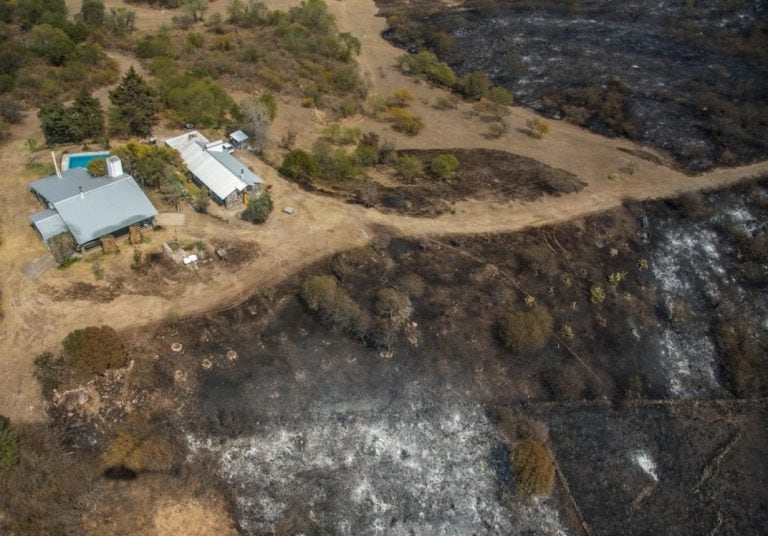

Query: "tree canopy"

xmin=108 ymin=66 xmax=158 ymax=137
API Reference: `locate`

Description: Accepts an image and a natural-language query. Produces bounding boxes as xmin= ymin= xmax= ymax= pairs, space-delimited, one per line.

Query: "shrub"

xmin=496 ymin=306 xmax=553 ymax=353
xmin=0 ymin=415 xmax=19 ymax=468
xmin=487 ymin=86 xmax=514 ymax=106
xmin=61 ymin=326 xmax=128 ymax=377
xmin=193 ymin=188 xmax=210 ymax=213
xmin=386 ymin=107 xmax=425 ymax=136
xmin=321 ymin=123 xmax=362 ymax=145
xmin=714 ymin=317 xmax=766 ymax=397
xmin=510 ymin=439 xmax=556 ymax=497
xmin=86 ymin=157 xmax=107 ymax=177
xmin=396 ymin=273 xmax=425 ymax=298
xmin=33 ymin=352 xmax=65 ymax=399
xmin=399 ymin=50 xmax=456 ymax=87
xmin=353 ymin=143 xmax=379 ymax=167
xmin=301 ymin=275 xmax=339 ymax=311
xmin=314 ymin=140 xmax=364 ymax=183
xmin=434 ymin=94 xmax=459 ymax=110
xmin=396 ymin=154 xmax=424 ymax=180
xmin=462 ymin=71 xmax=490 ymax=99
xmin=300 ymin=275 xmax=366 ymax=335
xmin=280 ymin=149 xmax=320 ymax=180
xmin=526 ymin=118 xmax=550 ymax=139
xmin=242 ymin=191 xmax=273 ymax=224
xmin=386 ymin=88 xmax=414 ymax=108
xmin=375 ymin=287 xmax=412 ymax=327
xmin=607 ymin=172 xmax=623 ymax=181
xmin=589 ymin=285 xmax=606 ymax=304
xmin=48 ymin=231 xmax=76 ymax=265
xmin=608 ymin=270 xmax=628 ymax=286
xmin=102 ymin=413 xmax=177 ymax=473
xmin=430 ymin=153 xmax=460 ymax=179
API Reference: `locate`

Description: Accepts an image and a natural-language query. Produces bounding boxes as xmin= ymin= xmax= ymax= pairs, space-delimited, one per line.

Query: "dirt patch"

xmin=154 ymin=498 xmax=238 ymax=536
xmin=352 ymin=148 xmax=584 ymax=217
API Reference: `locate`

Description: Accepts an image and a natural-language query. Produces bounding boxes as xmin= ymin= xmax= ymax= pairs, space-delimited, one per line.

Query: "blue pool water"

xmin=62 ymin=151 xmax=110 ymax=171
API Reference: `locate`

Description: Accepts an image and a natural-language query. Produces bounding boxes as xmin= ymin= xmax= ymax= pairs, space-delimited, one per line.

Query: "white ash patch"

xmin=187 ymin=404 xmax=566 ymax=535
xmin=651 ymin=226 xmax=727 ymax=397
xmin=631 ymin=449 xmax=659 ymax=482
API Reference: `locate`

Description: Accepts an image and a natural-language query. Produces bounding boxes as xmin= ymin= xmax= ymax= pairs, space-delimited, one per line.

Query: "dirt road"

xmin=2 ymin=0 xmax=768 ymax=424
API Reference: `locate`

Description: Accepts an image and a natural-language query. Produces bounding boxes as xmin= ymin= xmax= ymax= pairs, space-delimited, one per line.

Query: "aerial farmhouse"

xmin=165 ymin=131 xmax=264 ymax=207
xmin=29 ymin=156 xmax=157 ymax=250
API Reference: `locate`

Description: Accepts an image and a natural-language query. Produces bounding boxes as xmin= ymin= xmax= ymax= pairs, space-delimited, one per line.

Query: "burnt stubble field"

xmin=128 ymin=179 xmax=768 ymax=534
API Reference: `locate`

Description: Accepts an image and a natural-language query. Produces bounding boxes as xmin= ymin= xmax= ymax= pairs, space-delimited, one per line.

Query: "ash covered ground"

xmin=381 ymin=0 xmax=768 ymax=171
xmin=142 ymin=181 xmax=768 ymax=534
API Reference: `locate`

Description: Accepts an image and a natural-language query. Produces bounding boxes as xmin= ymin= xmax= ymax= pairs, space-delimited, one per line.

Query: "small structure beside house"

xmin=229 ymin=129 xmax=249 ymax=148
xmin=29 ymin=156 xmax=157 ymax=250
xmin=165 ymin=131 xmax=264 ymax=207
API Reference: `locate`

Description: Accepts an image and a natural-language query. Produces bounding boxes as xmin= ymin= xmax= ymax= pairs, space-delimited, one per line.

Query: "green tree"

xmin=17 ymin=0 xmax=68 ymax=30
xmin=79 ymin=0 xmax=105 ymax=26
xmin=38 ymin=103 xmax=83 ymax=144
xmin=108 ymin=66 xmax=158 ymax=137
xmin=242 ymin=191 xmax=273 ymax=223
xmin=71 ymin=89 xmax=104 ymax=139
xmin=25 ymin=24 xmax=74 ymax=65
xmin=280 ymin=149 xmax=320 ymax=180
xmin=165 ymin=77 xmax=234 ymax=128
xmin=430 ymin=153 xmax=460 ymax=179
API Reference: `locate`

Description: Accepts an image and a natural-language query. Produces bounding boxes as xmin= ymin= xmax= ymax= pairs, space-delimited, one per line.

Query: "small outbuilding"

xmin=229 ymin=129 xmax=249 ymax=148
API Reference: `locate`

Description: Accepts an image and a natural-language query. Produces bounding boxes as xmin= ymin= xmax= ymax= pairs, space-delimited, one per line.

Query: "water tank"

xmin=106 ymin=155 xmax=123 ymax=178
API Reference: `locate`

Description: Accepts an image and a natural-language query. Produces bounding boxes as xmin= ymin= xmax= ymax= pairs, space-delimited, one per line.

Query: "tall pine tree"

xmin=71 ymin=90 xmax=104 ymax=139
xmin=108 ymin=66 xmax=158 ymax=137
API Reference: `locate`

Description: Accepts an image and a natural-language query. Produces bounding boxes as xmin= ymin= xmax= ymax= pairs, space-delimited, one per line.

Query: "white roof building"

xmin=165 ymin=131 xmax=263 ymax=205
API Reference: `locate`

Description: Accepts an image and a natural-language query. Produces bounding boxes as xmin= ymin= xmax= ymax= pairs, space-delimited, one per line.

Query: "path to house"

xmin=2 ymin=0 xmax=768 ymax=425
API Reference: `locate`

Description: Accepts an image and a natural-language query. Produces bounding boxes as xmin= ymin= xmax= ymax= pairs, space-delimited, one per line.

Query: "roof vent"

xmin=106 ymin=155 xmax=123 ymax=178
xmin=79 ymin=186 xmax=84 ymax=199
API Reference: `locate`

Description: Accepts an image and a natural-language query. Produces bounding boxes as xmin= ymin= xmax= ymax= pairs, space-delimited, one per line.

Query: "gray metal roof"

xmin=209 ymin=151 xmax=264 ymax=187
xmin=29 ymin=209 xmax=68 ymax=243
xmin=29 ymin=167 xmax=105 ymax=204
xmin=53 ymin=177 xmax=157 ymax=246
xmin=230 ymin=130 xmax=249 ymax=143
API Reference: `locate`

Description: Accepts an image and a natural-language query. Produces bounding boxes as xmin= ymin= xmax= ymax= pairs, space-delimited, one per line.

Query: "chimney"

xmin=240 ymin=169 xmax=244 ymax=182
xmin=106 ymin=156 xmax=123 ymax=178
xmin=79 ymin=186 xmax=84 ymax=199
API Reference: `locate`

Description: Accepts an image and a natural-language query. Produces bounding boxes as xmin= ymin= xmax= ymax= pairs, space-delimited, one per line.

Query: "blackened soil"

xmin=129 ymin=179 xmax=768 ymax=533
xmin=379 ymin=0 xmax=768 ymax=172
xmin=361 ymin=149 xmax=585 ymax=217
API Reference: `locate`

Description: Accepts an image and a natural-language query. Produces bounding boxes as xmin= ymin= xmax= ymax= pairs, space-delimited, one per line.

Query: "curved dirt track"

xmin=2 ymin=0 xmax=768 ymax=423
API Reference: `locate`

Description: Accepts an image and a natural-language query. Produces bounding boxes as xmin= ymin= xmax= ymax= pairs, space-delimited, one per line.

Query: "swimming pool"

xmin=61 ymin=151 xmax=111 ymax=171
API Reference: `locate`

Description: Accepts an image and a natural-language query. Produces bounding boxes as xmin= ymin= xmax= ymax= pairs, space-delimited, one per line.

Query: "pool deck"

xmin=61 ymin=151 xmax=111 ymax=171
